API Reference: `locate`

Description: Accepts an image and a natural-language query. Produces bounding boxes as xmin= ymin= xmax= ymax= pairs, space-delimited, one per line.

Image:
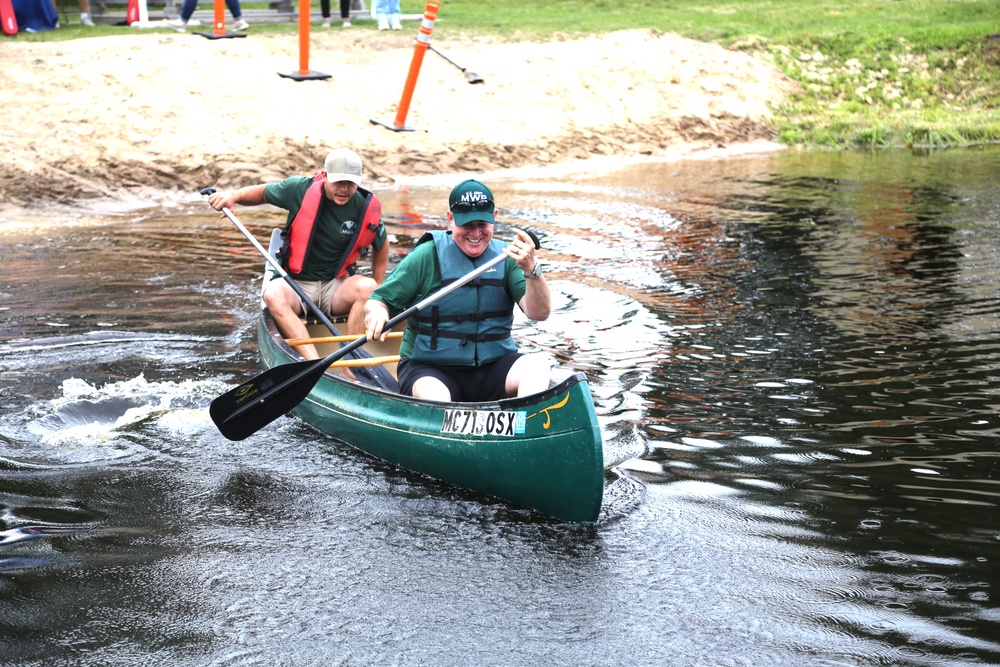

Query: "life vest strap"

xmin=415 ymin=308 xmax=510 ymax=324
xmin=440 ymin=277 xmax=505 ymax=289
xmin=413 ymin=326 xmax=511 ymax=346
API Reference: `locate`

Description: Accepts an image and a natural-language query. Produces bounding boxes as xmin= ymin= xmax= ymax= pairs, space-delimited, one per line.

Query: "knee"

xmin=411 ymin=376 xmax=452 ymax=401
xmin=262 ymin=288 xmax=280 ymax=310
xmin=350 ymin=276 xmax=377 ymax=301
xmin=521 ymin=352 xmax=552 ymax=373
xmin=263 ymin=285 xmax=294 ymax=314
xmin=515 ymin=351 xmax=552 ymax=379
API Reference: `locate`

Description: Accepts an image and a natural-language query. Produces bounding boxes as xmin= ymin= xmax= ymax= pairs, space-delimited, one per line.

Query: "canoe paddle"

xmin=209 ymin=230 xmax=541 ymax=441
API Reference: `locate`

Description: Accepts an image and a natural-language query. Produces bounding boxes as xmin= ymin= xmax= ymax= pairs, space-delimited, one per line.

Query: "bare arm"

xmin=370 ymin=238 xmax=389 ymax=284
xmin=207 ymin=184 xmax=268 ymax=212
xmin=518 ymin=272 xmax=550 ymax=321
xmin=505 ymin=228 xmax=550 ymax=321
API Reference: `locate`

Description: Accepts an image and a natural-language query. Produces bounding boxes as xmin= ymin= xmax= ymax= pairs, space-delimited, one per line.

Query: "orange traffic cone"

xmin=0 ymin=0 xmax=18 ymax=36
xmin=126 ymin=0 xmax=139 ymax=24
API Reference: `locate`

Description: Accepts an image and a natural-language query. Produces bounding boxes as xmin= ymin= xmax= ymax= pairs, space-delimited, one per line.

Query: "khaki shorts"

xmin=295 ymin=278 xmax=346 ymax=316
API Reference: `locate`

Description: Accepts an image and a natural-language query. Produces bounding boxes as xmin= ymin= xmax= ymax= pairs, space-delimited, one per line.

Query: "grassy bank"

xmin=440 ymin=0 xmax=1000 ymax=148
xmin=22 ymin=0 xmax=1000 ymax=148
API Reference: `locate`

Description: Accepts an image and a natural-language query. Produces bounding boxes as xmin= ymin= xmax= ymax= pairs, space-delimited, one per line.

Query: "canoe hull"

xmin=257 ymin=314 xmax=604 ymax=523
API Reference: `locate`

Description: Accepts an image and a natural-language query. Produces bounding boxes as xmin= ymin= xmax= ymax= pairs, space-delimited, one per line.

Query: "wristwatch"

xmin=524 ymin=261 xmax=543 ymax=280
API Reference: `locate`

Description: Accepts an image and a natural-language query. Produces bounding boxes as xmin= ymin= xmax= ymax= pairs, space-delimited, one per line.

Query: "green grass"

xmin=16 ymin=0 xmax=1000 ymax=149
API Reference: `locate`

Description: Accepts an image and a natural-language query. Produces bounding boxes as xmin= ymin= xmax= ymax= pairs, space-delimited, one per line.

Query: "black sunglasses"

xmin=450 ymin=198 xmax=494 ymax=214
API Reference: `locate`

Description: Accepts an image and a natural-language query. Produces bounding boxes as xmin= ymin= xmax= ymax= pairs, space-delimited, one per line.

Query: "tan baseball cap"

xmin=324 ymin=148 xmax=363 ymax=185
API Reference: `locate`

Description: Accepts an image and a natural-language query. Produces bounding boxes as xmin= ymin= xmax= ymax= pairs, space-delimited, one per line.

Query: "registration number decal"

xmin=440 ymin=409 xmax=526 ymax=437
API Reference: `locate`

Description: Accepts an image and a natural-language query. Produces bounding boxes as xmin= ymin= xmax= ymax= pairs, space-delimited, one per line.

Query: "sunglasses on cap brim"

xmin=450 ymin=199 xmax=495 ymax=214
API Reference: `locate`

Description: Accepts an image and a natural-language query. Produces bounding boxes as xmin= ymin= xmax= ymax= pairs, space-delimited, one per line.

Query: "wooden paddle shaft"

xmin=286 ymin=331 xmax=404 ymax=347
xmin=329 ymin=355 xmax=400 ymax=368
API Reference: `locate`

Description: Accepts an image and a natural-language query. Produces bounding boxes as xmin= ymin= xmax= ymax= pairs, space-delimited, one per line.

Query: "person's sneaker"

xmin=390 ymin=19 xmax=401 ymax=29
xmin=232 ymin=18 xmax=249 ymax=30
xmin=377 ymin=16 xmax=388 ymax=30
xmin=321 ymin=18 xmax=330 ymax=27
xmin=81 ymin=16 xmax=95 ymax=26
xmin=342 ymin=19 xmax=351 ymax=27
xmin=165 ymin=18 xmax=186 ymax=32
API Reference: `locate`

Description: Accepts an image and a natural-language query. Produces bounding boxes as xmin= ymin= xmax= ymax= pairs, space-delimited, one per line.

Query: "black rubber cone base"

xmin=279 ymin=70 xmax=332 ymax=81
xmin=195 ymin=30 xmax=247 ymax=39
xmin=370 ymin=118 xmax=420 ymax=132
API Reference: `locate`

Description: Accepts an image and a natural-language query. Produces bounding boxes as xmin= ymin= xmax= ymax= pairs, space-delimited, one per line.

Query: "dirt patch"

xmin=0 ymin=28 xmax=799 ymax=205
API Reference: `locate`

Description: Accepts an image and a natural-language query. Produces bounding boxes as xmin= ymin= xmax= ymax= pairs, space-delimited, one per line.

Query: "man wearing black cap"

xmin=207 ymin=148 xmax=389 ymax=361
xmin=363 ymin=179 xmax=551 ymax=402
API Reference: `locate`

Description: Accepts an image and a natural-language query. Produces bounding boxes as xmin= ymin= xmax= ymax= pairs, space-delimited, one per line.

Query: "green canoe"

xmin=255 ymin=232 xmax=605 ymax=523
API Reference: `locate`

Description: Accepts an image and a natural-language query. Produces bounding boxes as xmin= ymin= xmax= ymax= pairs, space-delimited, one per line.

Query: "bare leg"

xmin=330 ymin=275 xmax=378 ymax=336
xmin=78 ymin=0 xmax=94 ymax=25
xmin=411 ymin=376 xmax=452 ymax=401
xmin=330 ymin=276 xmax=380 ymax=381
xmin=263 ymin=282 xmax=318 ymax=360
xmin=506 ymin=353 xmax=552 ymax=397
xmin=346 ymin=298 xmax=367 ymax=337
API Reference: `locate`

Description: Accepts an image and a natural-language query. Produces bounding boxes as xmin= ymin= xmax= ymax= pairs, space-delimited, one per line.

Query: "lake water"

xmin=2 ymin=145 xmax=999 ymax=666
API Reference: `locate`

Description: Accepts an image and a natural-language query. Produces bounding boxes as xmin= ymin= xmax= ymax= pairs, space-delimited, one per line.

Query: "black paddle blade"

xmin=209 ymin=357 xmax=331 ymax=441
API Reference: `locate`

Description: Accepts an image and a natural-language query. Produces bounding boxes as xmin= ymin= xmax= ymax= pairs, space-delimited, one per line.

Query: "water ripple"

xmin=0 ymin=375 xmax=229 ymax=466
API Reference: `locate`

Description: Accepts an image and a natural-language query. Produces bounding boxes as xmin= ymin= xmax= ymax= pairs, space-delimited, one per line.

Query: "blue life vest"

xmin=411 ymin=231 xmax=517 ymax=366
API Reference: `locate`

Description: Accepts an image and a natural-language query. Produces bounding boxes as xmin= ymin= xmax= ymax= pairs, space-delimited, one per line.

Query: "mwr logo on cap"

xmin=324 ymin=148 xmax=363 ymax=185
xmin=448 ymin=179 xmax=496 ymax=227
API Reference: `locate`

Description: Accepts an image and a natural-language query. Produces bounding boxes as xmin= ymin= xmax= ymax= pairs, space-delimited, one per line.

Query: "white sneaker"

xmin=232 ymin=18 xmax=249 ymax=30
xmin=322 ymin=18 xmax=330 ymax=27
xmin=377 ymin=15 xmax=388 ymax=30
xmin=165 ymin=18 xmax=186 ymax=32
xmin=81 ymin=16 xmax=95 ymax=26
xmin=390 ymin=20 xmax=401 ymax=29
xmin=390 ymin=14 xmax=401 ymax=29
xmin=342 ymin=20 xmax=351 ymax=27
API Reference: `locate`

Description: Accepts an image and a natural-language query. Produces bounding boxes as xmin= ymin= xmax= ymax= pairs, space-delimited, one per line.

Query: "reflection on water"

xmin=2 ymin=147 xmax=1000 ymax=664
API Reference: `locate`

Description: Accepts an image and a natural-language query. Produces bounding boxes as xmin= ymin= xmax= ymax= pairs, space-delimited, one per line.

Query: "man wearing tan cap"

xmin=207 ymin=148 xmax=389 ymax=361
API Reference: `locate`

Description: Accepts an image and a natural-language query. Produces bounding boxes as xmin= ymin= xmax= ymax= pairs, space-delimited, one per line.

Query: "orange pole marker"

xmin=213 ymin=0 xmax=224 ymax=35
xmin=125 ymin=0 xmax=139 ymax=25
xmin=279 ymin=0 xmax=331 ymax=80
xmin=296 ymin=0 xmax=309 ymax=72
xmin=371 ymin=0 xmax=441 ymax=131
xmin=194 ymin=0 xmax=246 ymax=39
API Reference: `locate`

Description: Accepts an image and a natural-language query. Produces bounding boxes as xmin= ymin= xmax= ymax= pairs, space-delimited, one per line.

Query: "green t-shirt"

xmin=369 ymin=235 xmax=527 ymax=358
xmin=264 ymin=175 xmax=387 ymax=282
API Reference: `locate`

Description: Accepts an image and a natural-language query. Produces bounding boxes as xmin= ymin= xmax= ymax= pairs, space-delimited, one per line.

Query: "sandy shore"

xmin=0 ymin=28 xmax=798 ymax=205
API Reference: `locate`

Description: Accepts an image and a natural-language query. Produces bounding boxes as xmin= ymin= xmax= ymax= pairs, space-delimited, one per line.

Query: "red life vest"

xmin=284 ymin=172 xmax=382 ymax=279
